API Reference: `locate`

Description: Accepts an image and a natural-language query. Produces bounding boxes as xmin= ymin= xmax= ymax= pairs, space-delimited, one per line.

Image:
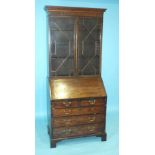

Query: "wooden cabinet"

xmin=45 ymin=6 xmax=107 ymax=148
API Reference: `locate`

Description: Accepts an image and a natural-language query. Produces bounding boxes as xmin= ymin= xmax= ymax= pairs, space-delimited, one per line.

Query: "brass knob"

xmin=63 ymin=129 xmax=72 ymax=134
xmin=88 ymin=126 xmax=95 ymax=132
xmin=89 ymin=116 xmax=96 ymax=122
xmin=67 ymin=129 xmax=72 ymax=133
xmin=64 ymin=109 xmax=71 ymax=115
xmin=89 ymin=99 xmax=96 ymax=105
xmin=63 ymin=101 xmax=72 ymax=107
xmin=64 ymin=119 xmax=71 ymax=125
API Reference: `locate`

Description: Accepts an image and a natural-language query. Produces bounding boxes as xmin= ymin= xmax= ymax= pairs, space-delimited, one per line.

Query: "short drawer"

xmin=52 ymin=106 xmax=105 ymax=117
xmin=53 ymin=114 xmax=104 ymax=127
xmin=52 ymin=98 xmax=105 ymax=108
xmin=53 ymin=123 xmax=104 ymax=139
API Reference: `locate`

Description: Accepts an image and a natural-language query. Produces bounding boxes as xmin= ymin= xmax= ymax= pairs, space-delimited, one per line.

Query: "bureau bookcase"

xmin=45 ymin=6 xmax=107 ymax=148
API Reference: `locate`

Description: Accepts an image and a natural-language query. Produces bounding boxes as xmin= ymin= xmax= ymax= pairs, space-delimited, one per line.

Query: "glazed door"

xmin=49 ymin=16 xmax=76 ymax=76
xmin=78 ymin=17 xmax=102 ymax=75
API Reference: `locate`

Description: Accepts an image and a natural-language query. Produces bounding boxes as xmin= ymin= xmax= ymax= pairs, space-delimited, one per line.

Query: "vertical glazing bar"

xmin=73 ymin=18 xmax=76 ymax=75
xmin=74 ymin=17 xmax=79 ymax=76
xmin=48 ymin=13 xmax=51 ymax=77
xmin=99 ymin=15 xmax=103 ymax=76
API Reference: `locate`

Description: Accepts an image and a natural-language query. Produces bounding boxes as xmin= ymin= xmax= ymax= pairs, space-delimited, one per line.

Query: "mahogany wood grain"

xmin=45 ymin=6 xmax=106 ymax=17
xmin=52 ymin=98 xmax=105 ymax=108
xmin=53 ymin=123 xmax=104 ymax=139
xmin=53 ymin=114 xmax=104 ymax=127
xmin=52 ymin=106 xmax=105 ymax=117
xmin=50 ymin=76 xmax=106 ymax=100
xmin=45 ymin=6 xmax=107 ymax=148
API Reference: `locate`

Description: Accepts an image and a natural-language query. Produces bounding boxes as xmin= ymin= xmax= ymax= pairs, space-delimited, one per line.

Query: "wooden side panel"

xmin=47 ymin=78 xmax=52 ymax=135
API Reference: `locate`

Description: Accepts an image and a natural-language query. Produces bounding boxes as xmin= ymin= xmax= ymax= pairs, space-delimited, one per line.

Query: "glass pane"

xmin=49 ymin=16 xmax=75 ymax=76
xmin=78 ymin=17 xmax=101 ymax=75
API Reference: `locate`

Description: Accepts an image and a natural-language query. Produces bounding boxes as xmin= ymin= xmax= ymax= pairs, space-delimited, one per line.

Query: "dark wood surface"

xmin=45 ymin=6 xmax=106 ymax=12
xmin=52 ymin=98 xmax=105 ymax=108
xmin=45 ymin=6 xmax=107 ymax=148
xmin=53 ymin=114 xmax=104 ymax=128
xmin=50 ymin=96 xmax=107 ymax=147
xmin=53 ymin=123 xmax=104 ymax=139
xmin=52 ymin=105 xmax=105 ymax=117
xmin=45 ymin=6 xmax=106 ymax=17
xmin=47 ymin=6 xmax=105 ymax=77
xmin=50 ymin=76 xmax=106 ymax=100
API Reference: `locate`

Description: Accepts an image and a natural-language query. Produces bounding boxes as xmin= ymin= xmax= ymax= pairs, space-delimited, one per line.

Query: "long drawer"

xmin=53 ymin=114 xmax=104 ymax=127
xmin=53 ymin=123 xmax=104 ymax=139
xmin=52 ymin=98 xmax=105 ymax=108
xmin=52 ymin=106 xmax=105 ymax=117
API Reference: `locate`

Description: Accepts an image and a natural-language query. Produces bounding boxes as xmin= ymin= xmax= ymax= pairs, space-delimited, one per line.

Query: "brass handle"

xmin=64 ymin=109 xmax=71 ymax=115
xmin=64 ymin=119 xmax=71 ymax=125
xmin=63 ymin=101 xmax=72 ymax=107
xmin=88 ymin=126 xmax=95 ymax=132
xmin=63 ymin=129 xmax=72 ymax=134
xmin=89 ymin=99 xmax=96 ymax=105
xmin=89 ymin=116 xmax=96 ymax=122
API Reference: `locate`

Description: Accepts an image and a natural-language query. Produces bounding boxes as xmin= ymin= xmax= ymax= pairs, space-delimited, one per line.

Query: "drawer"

xmin=52 ymin=106 xmax=104 ymax=117
xmin=52 ymin=98 xmax=105 ymax=108
xmin=53 ymin=114 xmax=104 ymax=127
xmin=53 ymin=123 xmax=104 ymax=139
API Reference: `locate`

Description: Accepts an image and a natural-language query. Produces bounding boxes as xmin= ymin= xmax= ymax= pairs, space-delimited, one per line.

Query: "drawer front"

xmin=53 ymin=123 xmax=104 ymax=139
xmin=52 ymin=106 xmax=104 ymax=117
xmin=52 ymin=98 xmax=105 ymax=108
xmin=53 ymin=114 xmax=104 ymax=127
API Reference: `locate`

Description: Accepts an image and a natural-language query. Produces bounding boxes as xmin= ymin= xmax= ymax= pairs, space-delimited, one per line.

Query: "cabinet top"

xmin=49 ymin=76 xmax=107 ymax=100
xmin=45 ymin=6 xmax=106 ymax=17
